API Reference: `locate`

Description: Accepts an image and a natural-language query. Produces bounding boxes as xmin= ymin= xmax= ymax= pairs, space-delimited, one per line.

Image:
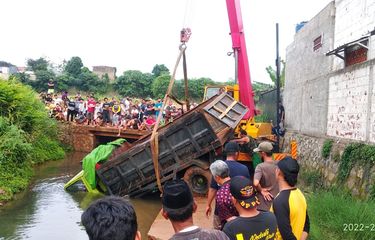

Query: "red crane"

xmin=226 ymin=0 xmax=256 ymax=120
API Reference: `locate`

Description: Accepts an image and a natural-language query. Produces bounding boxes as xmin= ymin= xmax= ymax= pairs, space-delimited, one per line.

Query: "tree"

xmin=171 ymin=77 xmax=215 ymax=101
xmin=24 ymin=57 xmax=56 ymax=92
xmin=152 ymin=64 xmax=170 ymax=78
xmin=265 ymin=60 xmax=285 ymax=87
xmin=152 ymin=74 xmax=171 ymax=99
xmin=32 ymin=70 xmax=55 ymax=92
xmin=188 ymin=78 xmax=215 ymax=101
xmin=11 ymin=72 xmax=31 ymax=85
xmin=64 ymin=56 xmax=83 ymax=77
xmin=77 ymin=67 xmax=101 ymax=93
xmin=27 ymin=57 xmax=48 ymax=72
xmin=55 ymin=74 xmax=72 ymax=91
xmin=252 ymin=81 xmax=273 ymax=93
xmin=115 ymin=70 xmax=153 ymax=98
xmin=99 ymin=73 xmax=111 ymax=93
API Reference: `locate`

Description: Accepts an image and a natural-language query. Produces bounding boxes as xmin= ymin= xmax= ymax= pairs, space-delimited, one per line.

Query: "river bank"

xmin=0 ymin=80 xmax=65 ymax=204
xmin=0 ymin=152 xmax=161 ymax=239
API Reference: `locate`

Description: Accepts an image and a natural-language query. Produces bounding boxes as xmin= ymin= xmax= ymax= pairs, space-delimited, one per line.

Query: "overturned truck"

xmin=65 ymin=93 xmax=247 ymax=197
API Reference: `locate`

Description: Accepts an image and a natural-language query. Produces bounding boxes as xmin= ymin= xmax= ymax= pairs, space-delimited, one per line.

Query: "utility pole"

xmin=276 ymin=23 xmax=281 ymax=152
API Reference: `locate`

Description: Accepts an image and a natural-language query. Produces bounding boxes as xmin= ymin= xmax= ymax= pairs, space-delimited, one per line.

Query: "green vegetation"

xmin=299 ymin=169 xmax=324 ymax=191
xmin=12 ymin=56 xmax=109 ymax=95
xmin=115 ymin=70 xmax=154 ymax=98
xmin=300 ymin=169 xmax=375 ymax=240
xmin=322 ymin=139 xmax=333 ymax=158
xmin=338 ymin=143 xmax=375 ymax=182
xmin=0 ymin=80 xmax=64 ymax=202
xmin=11 ymin=56 xmax=276 ymax=102
xmin=370 ymin=184 xmax=375 ymax=201
xmin=254 ymin=114 xmax=271 ymax=122
xmin=306 ymin=189 xmax=375 ymax=240
xmin=265 ymin=60 xmax=285 ymax=88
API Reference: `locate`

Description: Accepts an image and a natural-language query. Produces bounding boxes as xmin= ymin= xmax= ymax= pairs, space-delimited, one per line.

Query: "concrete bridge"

xmin=58 ymin=123 xmax=149 ymax=152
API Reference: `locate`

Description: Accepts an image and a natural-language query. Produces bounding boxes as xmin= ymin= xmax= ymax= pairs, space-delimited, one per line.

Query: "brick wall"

xmin=327 ymin=64 xmax=372 ymax=141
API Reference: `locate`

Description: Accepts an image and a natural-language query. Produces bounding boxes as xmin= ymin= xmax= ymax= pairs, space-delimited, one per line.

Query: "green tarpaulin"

xmin=82 ymin=138 xmax=126 ymax=189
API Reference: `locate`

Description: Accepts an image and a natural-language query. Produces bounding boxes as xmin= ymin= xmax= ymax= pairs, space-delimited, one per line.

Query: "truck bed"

xmin=96 ymin=93 xmax=247 ymax=197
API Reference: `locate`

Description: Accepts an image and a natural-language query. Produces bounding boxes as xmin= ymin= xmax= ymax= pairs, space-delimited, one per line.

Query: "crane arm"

xmin=226 ymin=0 xmax=255 ymax=119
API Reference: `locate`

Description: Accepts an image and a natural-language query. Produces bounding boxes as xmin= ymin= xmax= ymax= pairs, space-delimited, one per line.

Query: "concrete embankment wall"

xmin=283 ymin=132 xmax=375 ymax=198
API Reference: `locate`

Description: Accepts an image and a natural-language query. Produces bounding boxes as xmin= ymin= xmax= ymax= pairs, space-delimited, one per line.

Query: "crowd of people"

xmin=40 ymin=91 xmax=195 ymax=135
xmin=81 ymin=141 xmax=309 ymax=240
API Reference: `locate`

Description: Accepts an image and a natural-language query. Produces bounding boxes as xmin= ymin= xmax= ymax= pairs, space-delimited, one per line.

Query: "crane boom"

xmin=226 ymin=0 xmax=255 ymax=120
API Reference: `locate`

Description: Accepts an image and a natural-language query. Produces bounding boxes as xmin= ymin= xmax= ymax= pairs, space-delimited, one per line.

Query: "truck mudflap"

xmin=95 ymin=93 xmax=248 ymax=196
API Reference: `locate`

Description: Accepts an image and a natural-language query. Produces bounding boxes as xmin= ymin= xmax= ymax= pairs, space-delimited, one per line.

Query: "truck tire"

xmin=183 ymin=166 xmax=211 ymax=196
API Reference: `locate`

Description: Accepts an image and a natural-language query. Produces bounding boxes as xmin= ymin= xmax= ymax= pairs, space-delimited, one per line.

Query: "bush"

xmin=338 ymin=143 xmax=375 ymax=182
xmin=322 ymin=139 xmax=333 ymax=158
xmin=0 ymin=117 xmax=33 ymax=201
xmin=0 ymin=80 xmax=65 ymax=201
xmin=299 ymin=169 xmax=324 ymax=191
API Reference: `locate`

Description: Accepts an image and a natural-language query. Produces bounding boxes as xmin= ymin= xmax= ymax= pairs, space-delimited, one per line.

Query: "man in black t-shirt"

xmin=102 ymin=97 xmax=111 ymax=124
xmin=223 ymin=176 xmax=277 ymax=240
xmin=45 ymin=94 xmax=53 ymax=104
xmin=67 ymin=98 xmax=76 ymax=122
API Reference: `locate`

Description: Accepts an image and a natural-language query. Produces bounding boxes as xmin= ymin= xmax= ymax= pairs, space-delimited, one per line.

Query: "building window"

xmin=313 ymin=35 xmax=322 ymax=51
xmin=345 ymin=39 xmax=368 ymax=66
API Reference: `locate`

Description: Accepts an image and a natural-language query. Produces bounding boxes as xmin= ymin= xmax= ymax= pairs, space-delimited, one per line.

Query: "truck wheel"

xmin=183 ymin=166 xmax=211 ymax=196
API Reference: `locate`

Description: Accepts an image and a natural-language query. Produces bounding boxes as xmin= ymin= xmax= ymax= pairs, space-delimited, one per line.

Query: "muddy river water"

xmin=0 ymin=152 xmax=161 ymax=240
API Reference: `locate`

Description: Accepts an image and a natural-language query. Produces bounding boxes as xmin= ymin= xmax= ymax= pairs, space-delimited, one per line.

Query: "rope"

xmin=150 ymin=44 xmax=187 ymax=193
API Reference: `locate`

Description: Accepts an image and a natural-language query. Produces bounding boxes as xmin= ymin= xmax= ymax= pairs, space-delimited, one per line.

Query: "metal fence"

xmin=256 ymin=88 xmax=281 ymax=124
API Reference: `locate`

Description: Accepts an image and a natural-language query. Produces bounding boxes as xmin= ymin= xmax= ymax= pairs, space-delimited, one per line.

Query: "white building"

xmin=326 ymin=0 xmax=375 ymax=142
xmin=0 ymin=61 xmax=18 ymax=79
xmin=284 ymin=0 xmax=375 ymax=142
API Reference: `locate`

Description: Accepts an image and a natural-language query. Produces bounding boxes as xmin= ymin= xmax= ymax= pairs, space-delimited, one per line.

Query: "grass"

xmin=306 ymin=188 xmax=375 ymax=240
xmin=299 ymin=169 xmax=375 ymax=240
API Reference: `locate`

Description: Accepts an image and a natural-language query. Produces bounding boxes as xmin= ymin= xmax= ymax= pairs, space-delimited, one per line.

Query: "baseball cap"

xmin=253 ymin=141 xmax=273 ymax=153
xmin=230 ymin=176 xmax=260 ymax=209
xmin=162 ymin=179 xmax=193 ymax=210
xmin=277 ymin=156 xmax=300 ymax=186
xmin=225 ymin=142 xmax=240 ymax=153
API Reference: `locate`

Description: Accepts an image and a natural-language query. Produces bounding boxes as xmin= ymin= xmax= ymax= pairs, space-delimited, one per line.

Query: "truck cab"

xmin=203 ymin=85 xmax=239 ymax=101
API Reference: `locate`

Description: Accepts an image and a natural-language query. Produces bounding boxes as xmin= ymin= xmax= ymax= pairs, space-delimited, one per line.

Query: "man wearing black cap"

xmin=206 ymin=142 xmax=250 ymax=229
xmin=223 ymin=176 xmax=277 ymax=240
xmin=271 ymin=157 xmax=310 ymax=240
xmin=161 ymin=179 xmax=229 ymax=240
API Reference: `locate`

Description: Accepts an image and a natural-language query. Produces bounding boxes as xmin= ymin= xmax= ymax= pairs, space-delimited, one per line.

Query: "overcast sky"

xmin=1 ymin=0 xmax=332 ymax=84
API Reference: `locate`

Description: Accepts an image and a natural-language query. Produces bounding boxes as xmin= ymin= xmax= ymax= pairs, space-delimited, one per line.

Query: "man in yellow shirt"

xmin=271 ymin=157 xmax=310 ymax=240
